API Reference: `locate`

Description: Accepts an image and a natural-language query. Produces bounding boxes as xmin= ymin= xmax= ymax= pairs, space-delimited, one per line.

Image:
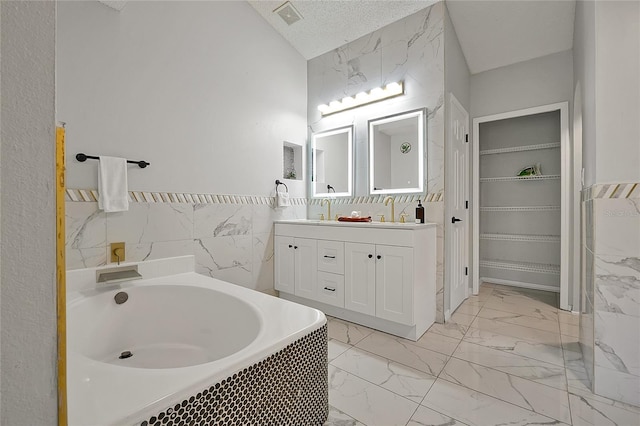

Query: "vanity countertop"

xmin=275 ymin=219 xmax=436 ymax=230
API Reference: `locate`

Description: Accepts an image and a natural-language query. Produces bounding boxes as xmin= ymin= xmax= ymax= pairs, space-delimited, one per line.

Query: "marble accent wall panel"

xmin=307 ymin=1 xmax=446 ymax=323
xmin=65 ymin=190 xmax=306 ymax=294
xmin=582 ymin=185 xmax=640 ymax=407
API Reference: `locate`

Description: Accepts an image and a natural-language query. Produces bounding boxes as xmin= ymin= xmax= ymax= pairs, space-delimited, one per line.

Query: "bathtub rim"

xmin=67 ymin=270 xmax=326 ymax=425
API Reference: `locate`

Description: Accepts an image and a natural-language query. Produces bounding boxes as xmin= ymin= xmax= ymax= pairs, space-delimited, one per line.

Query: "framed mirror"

xmin=368 ymin=108 xmax=426 ymax=195
xmin=311 ymin=125 xmax=354 ymax=197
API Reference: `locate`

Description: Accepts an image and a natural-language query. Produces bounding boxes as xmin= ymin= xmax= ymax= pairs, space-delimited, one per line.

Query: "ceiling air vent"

xmin=274 ymin=1 xmax=303 ymax=26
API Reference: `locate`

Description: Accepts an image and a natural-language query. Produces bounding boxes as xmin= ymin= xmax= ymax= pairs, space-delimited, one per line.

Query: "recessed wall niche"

xmin=283 ymin=141 xmax=302 ymax=180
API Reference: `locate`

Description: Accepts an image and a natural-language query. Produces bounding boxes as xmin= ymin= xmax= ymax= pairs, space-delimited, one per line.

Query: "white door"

xmin=344 ymin=242 xmax=376 ymax=315
xmin=294 ymin=238 xmax=317 ymax=300
xmin=274 ymin=236 xmax=295 ymax=293
xmin=375 ymin=245 xmax=414 ymax=325
xmin=448 ymin=93 xmax=470 ymax=314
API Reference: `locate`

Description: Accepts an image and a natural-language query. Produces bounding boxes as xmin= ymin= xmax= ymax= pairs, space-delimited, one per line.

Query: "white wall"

xmin=57 ymin=0 xmax=307 ymax=197
xmin=316 ymin=133 xmax=349 ymax=193
xmin=0 ymin=1 xmax=58 ymax=423
xmin=594 ymin=0 xmax=640 ymax=184
xmin=573 ymin=0 xmax=596 ymax=187
xmin=470 ymin=49 xmax=573 ymax=119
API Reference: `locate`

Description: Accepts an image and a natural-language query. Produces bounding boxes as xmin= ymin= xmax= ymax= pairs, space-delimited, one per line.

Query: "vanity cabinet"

xmin=344 ymin=243 xmax=413 ymax=325
xmin=274 ymin=236 xmax=317 ymax=299
xmin=274 ymin=220 xmax=436 ymax=341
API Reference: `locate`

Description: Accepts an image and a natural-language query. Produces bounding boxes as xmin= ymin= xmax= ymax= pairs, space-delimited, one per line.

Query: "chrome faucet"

xmin=384 ymin=196 xmax=395 ymax=223
xmin=321 ymin=198 xmax=332 ymax=221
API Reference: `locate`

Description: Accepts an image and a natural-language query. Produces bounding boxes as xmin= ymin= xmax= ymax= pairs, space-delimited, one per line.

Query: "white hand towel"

xmin=98 ymin=156 xmax=129 ymax=212
xmin=276 ymin=191 xmax=291 ymax=208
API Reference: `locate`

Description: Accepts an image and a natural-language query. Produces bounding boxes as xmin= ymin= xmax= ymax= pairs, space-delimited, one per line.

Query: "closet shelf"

xmin=480 ymin=260 xmax=560 ymax=275
xmin=480 ymin=175 xmax=560 ymax=182
xmin=479 ymin=142 xmax=561 ymax=156
xmin=480 ymin=233 xmax=560 ymax=242
xmin=480 ymin=206 xmax=561 ymax=212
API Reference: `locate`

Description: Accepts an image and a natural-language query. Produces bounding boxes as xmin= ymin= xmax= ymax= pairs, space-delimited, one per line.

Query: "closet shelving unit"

xmin=475 ymin=109 xmax=564 ymax=294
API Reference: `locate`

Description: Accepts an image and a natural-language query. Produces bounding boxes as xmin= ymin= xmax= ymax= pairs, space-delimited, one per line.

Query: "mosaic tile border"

xmin=583 ymin=182 xmax=640 ymax=201
xmin=138 ymin=324 xmax=328 ymax=426
xmin=307 ymin=192 xmax=444 ymax=205
xmin=65 ymin=189 xmax=306 ymax=206
xmin=65 ymin=189 xmax=444 ymax=205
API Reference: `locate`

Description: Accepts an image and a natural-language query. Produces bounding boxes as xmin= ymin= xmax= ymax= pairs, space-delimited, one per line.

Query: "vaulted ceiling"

xmin=97 ymin=1 xmax=576 ymax=75
xmin=248 ymin=0 xmax=576 ymax=74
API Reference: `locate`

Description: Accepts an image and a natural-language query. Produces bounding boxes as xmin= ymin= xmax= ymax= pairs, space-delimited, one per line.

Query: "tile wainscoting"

xmin=65 ymin=190 xmax=307 ymax=293
xmin=66 ymin=189 xmax=443 ymax=312
xmin=581 ymin=182 xmax=640 ymax=407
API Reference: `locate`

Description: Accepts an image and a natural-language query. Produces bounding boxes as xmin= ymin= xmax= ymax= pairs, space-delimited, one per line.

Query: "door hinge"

xmin=465 ymin=200 xmax=469 ymax=209
xmin=465 ymin=134 xmax=469 ymax=143
xmin=465 ymin=267 xmax=468 ymax=276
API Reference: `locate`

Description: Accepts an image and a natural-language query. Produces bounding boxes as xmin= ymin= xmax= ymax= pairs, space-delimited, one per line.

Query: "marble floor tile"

xmin=421 ymin=379 xmax=566 ymax=426
xmin=482 ymin=299 xmax=559 ymax=321
xmin=411 ymin=330 xmax=461 ymax=356
xmin=449 ymin=311 xmax=476 ymax=326
xmin=427 ymin=321 xmax=468 ymax=340
xmin=355 ymin=332 xmax=449 ymax=376
xmin=452 ymin=341 xmax=567 ymax=390
xmin=439 ymin=358 xmax=571 ymax=423
xmin=560 ymin=321 xmax=580 ymax=338
xmin=569 ymin=380 xmax=640 ymax=416
xmin=490 ymin=285 xmax=559 ymax=306
xmin=558 ymin=310 xmax=580 ymax=326
xmin=459 ymin=297 xmax=485 ymax=307
xmin=329 ymin=365 xmax=418 ymax=426
xmin=463 ymin=327 xmax=565 ymax=367
xmin=325 ymin=405 xmax=365 ymax=426
xmin=477 ymin=307 xmax=561 ymax=334
xmin=331 ymin=347 xmax=436 ymax=402
xmin=328 ymin=317 xmax=374 ymax=345
xmin=569 ymin=393 xmax=640 ymax=425
xmin=407 ymin=405 xmax=468 ymax=426
xmin=329 ymin=339 xmax=352 ymax=362
xmin=451 ymin=301 xmax=482 ymax=316
xmin=469 ymin=317 xmax=562 ymax=346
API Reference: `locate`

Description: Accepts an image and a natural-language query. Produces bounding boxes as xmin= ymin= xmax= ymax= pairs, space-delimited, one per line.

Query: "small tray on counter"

xmin=337 ymin=216 xmax=372 ymax=222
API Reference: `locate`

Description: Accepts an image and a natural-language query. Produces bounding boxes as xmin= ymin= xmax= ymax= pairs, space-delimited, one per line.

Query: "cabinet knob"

xmin=377 ymin=255 xmax=382 ymax=260
xmin=368 ymin=254 xmax=373 ymax=259
xmin=294 ymin=246 xmax=298 ymax=249
xmin=288 ymin=244 xmax=293 ymax=248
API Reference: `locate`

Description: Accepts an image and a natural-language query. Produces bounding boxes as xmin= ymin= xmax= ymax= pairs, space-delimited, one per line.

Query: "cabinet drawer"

xmin=317 ymin=240 xmax=344 ymax=274
xmin=316 ymin=271 xmax=345 ymax=308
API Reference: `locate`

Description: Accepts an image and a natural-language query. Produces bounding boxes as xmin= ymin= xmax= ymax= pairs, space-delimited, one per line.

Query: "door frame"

xmin=471 ymin=102 xmax=571 ymax=311
xmin=445 ymin=93 xmax=470 ymax=320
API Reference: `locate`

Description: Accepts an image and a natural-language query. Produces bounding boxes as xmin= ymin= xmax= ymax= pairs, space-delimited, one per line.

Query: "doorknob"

xmin=451 ymin=217 xmax=462 ymax=223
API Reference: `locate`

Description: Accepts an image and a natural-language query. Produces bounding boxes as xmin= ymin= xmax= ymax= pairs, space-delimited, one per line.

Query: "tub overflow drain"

xmin=114 ymin=291 xmax=128 ymax=305
xmin=119 ymin=351 xmax=133 ymax=360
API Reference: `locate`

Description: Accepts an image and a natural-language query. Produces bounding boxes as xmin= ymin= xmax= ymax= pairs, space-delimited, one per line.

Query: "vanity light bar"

xmin=317 ymin=81 xmax=404 ymax=116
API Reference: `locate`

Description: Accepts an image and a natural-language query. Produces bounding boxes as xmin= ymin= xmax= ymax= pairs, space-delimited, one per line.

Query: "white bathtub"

xmin=67 ymin=258 xmax=326 ymax=425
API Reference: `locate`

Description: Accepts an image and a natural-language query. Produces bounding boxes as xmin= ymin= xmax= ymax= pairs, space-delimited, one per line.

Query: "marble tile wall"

xmin=581 ymin=185 xmax=640 ymax=407
xmin=65 ymin=199 xmax=306 ymax=293
xmin=307 ymin=2 xmax=446 ymax=322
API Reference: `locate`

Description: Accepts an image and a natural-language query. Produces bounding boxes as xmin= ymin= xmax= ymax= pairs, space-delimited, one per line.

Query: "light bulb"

xmin=317 ymin=104 xmax=330 ymax=113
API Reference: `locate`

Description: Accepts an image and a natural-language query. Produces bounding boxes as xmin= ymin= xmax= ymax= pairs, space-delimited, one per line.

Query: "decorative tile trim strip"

xmin=307 ymin=192 xmax=444 ymax=205
xmin=138 ymin=324 xmax=327 ymax=426
xmin=583 ymin=183 xmax=640 ymax=201
xmin=65 ymin=189 xmax=308 ymax=206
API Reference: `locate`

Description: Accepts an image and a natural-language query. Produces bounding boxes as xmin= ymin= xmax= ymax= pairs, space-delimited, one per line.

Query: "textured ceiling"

xmin=249 ymin=0 xmax=575 ymax=73
xmin=247 ymin=0 xmax=439 ymax=60
xmin=447 ymin=0 xmax=576 ymax=74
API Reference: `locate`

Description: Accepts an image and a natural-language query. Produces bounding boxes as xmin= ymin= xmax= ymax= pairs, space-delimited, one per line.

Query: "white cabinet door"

xmin=274 ymin=236 xmax=295 ymax=293
xmin=375 ymin=245 xmax=414 ymax=325
xmin=294 ymin=238 xmax=317 ymax=300
xmin=345 ymin=242 xmax=376 ymax=315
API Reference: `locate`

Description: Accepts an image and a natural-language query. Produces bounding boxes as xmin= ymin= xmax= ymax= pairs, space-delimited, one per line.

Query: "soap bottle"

xmin=415 ymin=200 xmax=425 ymax=223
